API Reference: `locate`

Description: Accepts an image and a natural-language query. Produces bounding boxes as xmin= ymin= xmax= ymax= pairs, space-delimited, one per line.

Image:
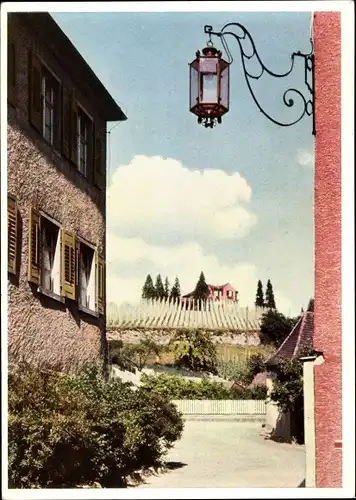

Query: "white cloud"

xmin=106 ymin=232 xmax=293 ymax=315
xmin=297 ymin=148 xmax=314 ymax=167
xmin=107 ymin=155 xmax=257 ymax=243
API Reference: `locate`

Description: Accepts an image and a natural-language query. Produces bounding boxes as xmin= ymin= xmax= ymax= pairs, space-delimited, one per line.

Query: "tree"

xmin=155 ymin=274 xmax=165 ymax=300
xmin=307 ymin=298 xmax=314 ymax=312
xmin=164 ymin=277 xmax=170 ymax=299
xmin=255 ymin=280 xmax=265 ymax=307
xmin=170 ymin=277 xmax=181 ymax=301
xmin=260 ymin=309 xmax=298 ymax=347
xmin=141 ymin=274 xmax=156 ymax=300
xmin=193 ymin=271 xmax=210 ymax=301
xmin=265 ymin=279 xmax=276 ymax=309
xmin=171 ymin=329 xmax=217 ymax=374
xmin=110 ymin=338 xmax=165 ymax=371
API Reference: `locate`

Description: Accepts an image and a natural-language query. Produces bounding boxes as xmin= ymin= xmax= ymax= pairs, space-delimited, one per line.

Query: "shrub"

xmin=231 ymin=384 xmax=268 ymax=400
xmin=215 ymin=359 xmax=252 ymax=385
xmin=110 ymin=338 xmax=165 ymax=372
xmin=140 ymin=373 xmax=266 ymax=400
xmin=170 ymin=329 xmax=218 ymax=373
xmin=8 ymin=363 xmax=183 ymax=488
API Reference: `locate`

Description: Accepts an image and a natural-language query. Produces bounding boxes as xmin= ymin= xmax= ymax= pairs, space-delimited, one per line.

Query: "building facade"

xmin=312 ymin=11 xmax=342 ymax=488
xmin=7 ymin=13 xmax=126 ymax=373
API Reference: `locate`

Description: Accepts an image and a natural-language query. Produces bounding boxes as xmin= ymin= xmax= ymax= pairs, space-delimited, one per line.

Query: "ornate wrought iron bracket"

xmin=204 ymin=23 xmax=315 ymax=135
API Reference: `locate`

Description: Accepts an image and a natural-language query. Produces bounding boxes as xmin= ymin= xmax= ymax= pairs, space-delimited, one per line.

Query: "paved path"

xmin=138 ymin=420 xmax=305 ymax=488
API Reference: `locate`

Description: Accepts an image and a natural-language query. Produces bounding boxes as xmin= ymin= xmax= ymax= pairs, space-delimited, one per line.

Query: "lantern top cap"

xmin=202 ymin=46 xmax=221 ymax=57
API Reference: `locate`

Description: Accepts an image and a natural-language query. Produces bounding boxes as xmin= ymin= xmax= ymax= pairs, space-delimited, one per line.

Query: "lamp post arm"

xmin=204 ymin=23 xmax=315 ymax=134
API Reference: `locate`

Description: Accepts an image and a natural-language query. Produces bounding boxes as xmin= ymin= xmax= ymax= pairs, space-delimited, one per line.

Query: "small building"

xmin=7 ymin=13 xmax=127 ymax=373
xmin=183 ymin=282 xmax=239 ymax=302
xmin=264 ymin=311 xmax=314 ymax=444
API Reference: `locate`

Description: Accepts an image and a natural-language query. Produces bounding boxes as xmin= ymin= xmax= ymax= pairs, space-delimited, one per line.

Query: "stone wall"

xmin=107 ymin=328 xmax=261 ymax=346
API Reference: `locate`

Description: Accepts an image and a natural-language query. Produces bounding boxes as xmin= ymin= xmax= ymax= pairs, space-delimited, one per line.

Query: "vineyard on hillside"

xmin=107 ymin=298 xmax=265 ymax=331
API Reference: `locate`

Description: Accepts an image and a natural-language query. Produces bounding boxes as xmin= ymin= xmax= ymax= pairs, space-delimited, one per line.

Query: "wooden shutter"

xmin=93 ymin=129 xmax=106 ymax=190
xmin=28 ymin=50 xmax=42 ymax=132
xmin=61 ymin=230 xmax=76 ymax=300
xmin=8 ymin=40 xmax=16 ymax=106
xmin=62 ymin=87 xmax=71 ymax=159
xmin=28 ymin=208 xmax=41 ymax=284
xmin=96 ymin=252 xmax=105 ymax=315
xmin=8 ymin=196 xmax=17 ymax=274
xmin=70 ymin=97 xmax=78 ymax=166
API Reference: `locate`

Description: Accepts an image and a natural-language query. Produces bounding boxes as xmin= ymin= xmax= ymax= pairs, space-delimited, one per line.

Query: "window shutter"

xmin=62 ymin=87 xmax=71 ymax=159
xmin=94 ymin=129 xmax=106 ymax=190
xmin=70 ymin=97 xmax=78 ymax=166
xmin=28 ymin=207 xmax=41 ymax=284
xmin=61 ymin=230 xmax=76 ymax=300
xmin=8 ymin=196 xmax=17 ymax=274
xmin=28 ymin=50 xmax=42 ymax=132
xmin=96 ymin=252 xmax=105 ymax=315
xmin=8 ymin=40 xmax=16 ymax=106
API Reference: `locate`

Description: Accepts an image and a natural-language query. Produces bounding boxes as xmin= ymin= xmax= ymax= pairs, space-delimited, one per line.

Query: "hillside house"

xmin=7 ymin=12 xmax=127 ymax=373
xmin=183 ymin=282 xmax=239 ymax=302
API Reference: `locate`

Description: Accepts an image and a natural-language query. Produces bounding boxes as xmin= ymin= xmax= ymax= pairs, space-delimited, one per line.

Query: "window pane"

xmin=201 ymin=73 xmax=217 ymax=102
xmin=220 ymin=67 xmax=229 ymax=109
xmin=190 ymin=65 xmax=198 ymax=107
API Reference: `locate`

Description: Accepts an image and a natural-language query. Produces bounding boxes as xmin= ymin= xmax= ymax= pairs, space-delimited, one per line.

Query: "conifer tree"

xmin=307 ymin=298 xmax=314 ymax=312
xmin=193 ymin=271 xmax=210 ymax=301
xmin=265 ymin=279 xmax=276 ymax=309
xmin=164 ymin=277 xmax=170 ymax=299
xmin=255 ymin=280 xmax=264 ymax=307
xmin=170 ymin=277 xmax=181 ymax=301
xmin=155 ymin=274 xmax=165 ymax=300
xmin=141 ymin=274 xmax=156 ymax=299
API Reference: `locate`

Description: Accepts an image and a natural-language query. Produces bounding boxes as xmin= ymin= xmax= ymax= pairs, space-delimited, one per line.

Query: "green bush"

xmin=215 ymin=359 xmax=252 ymax=385
xmin=230 ymin=384 xmax=268 ymax=400
xmin=140 ymin=373 xmax=266 ymax=400
xmin=8 ymin=363 xmax=184 ymax=488
xmin=170 ymin=329 xmax=218 ymax=373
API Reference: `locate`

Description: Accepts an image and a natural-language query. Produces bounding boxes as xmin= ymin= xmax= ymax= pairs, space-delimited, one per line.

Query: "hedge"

xmin=140 ymin=373 xmax=267 ymax=400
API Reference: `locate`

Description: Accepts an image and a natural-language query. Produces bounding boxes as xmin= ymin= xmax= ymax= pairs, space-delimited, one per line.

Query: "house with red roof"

xmin=183 ymin=282 xmax=239 ymax=302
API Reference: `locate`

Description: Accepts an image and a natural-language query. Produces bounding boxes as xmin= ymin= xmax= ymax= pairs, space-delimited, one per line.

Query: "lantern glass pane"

xmin=220 ymin=66 xmax=229 ymax=109
xmin=190 ymin=64 xmax=199 ymax=109
xmin=201 ymin=73 xmax=218 ymax=103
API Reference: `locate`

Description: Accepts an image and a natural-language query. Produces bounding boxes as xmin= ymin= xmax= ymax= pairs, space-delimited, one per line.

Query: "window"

xmin=28 ymin=208 xmax=104 ymax=313
xmin=29 ymin=51 xmax=60 ymax=150
xmin=77 ymin=108 xmax=92 ymax=177
xmin=77 ymin=240 xmax=105 ymax=316
xmin=8 ymin=195 xmax=18 ymax=274
xmin=28 ymin=209 xmax=61 ymax=298
xmin=41 ymin=68 xmax=59 ymax=146
xmin=40 ymin=216 xmax=61 ymax=296
xmin=8 ymin=40 xmax=16 ymax=106
xmin=78 ymin=241 xmax=96 ymax=312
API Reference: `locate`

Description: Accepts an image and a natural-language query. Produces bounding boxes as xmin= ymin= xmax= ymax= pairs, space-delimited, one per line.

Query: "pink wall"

xmin=208 ymin=283 xmax=238 ymax=301
xmin=313 ymin=12 xmax=342 ymax=488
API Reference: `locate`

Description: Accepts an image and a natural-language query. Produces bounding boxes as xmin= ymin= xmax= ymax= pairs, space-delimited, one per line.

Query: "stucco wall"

xmin=313 ymin=12 xmax=342 ymax=488
xmin=7 ymin=15 xmax=107 ymax=372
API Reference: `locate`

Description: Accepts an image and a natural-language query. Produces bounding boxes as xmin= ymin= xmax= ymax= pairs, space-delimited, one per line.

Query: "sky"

xmin=51 ymin=9 xmax=314 ymax=316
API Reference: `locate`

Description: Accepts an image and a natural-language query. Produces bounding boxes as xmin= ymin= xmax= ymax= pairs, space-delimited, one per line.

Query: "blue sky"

xmin=51 ymin=10 xmax=314 ymax=316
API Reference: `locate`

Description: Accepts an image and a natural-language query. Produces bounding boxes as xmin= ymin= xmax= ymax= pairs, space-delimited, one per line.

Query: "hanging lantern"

xmin=189 ymin=45 xmax=230 ymax=128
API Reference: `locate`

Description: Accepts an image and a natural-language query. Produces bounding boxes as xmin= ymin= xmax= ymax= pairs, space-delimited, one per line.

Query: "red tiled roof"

xmin=266 ymin=311 xmax=314 ymax=366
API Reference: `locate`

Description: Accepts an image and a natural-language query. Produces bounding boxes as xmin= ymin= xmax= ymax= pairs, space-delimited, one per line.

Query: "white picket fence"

xmin=107 ymin=298 xmax=264 ymax=331
xmin=172 ymin=399 xmax=266 ymax=415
